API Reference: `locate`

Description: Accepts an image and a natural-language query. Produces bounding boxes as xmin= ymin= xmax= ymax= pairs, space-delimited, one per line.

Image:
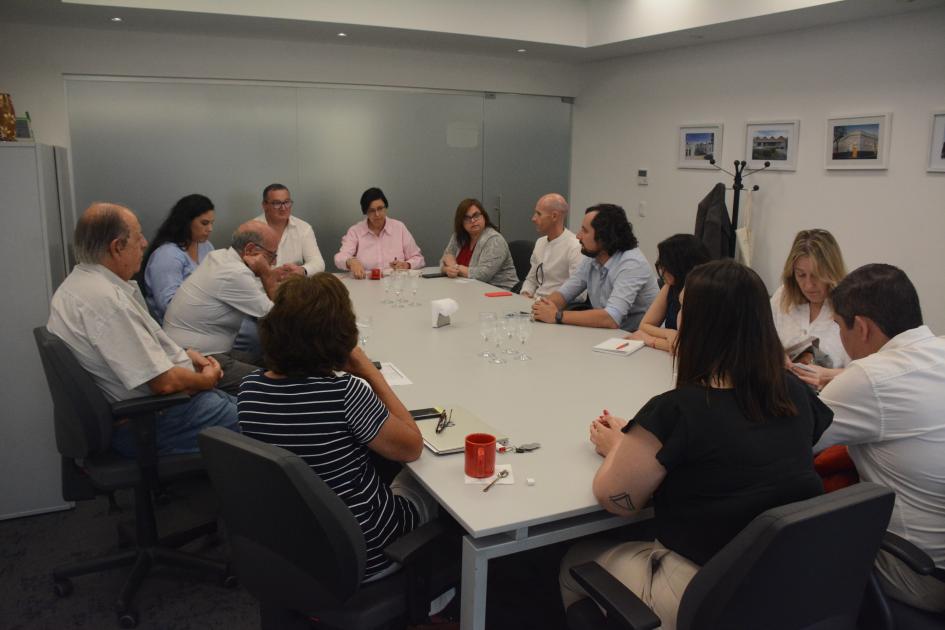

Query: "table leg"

xmin=460 ymin=535 xmax=489 ymax=630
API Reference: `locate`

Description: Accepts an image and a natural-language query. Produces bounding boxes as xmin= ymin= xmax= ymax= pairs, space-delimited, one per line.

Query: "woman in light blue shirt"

xmin=142 ymin=194 xmax=216 ymax=322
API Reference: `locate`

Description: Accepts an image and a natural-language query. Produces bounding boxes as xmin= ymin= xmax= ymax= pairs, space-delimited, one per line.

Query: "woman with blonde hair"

xmin=771 ymin=229 xmax=850 ymax=380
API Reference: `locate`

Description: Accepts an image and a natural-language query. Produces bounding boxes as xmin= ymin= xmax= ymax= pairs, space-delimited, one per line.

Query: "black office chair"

xmin=33 ymin=327 xmax=232 ymax=628
xmin=860 ymin=532 xmax=945 ymax=630
xmin=508 ymin=239 xmax=535 ymax=293
xmin=567 ymin=482 xmax=895 ymax=630
xmin=197 ymin=426 xmax=459 ymax=630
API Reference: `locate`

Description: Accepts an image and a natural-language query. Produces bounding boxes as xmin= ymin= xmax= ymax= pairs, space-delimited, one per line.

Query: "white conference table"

xmin=342 ymin=274 xmax=674 ymax=630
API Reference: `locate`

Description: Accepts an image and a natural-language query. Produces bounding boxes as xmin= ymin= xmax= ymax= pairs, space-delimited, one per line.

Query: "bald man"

xmin=163 ymin=220 xmax=280 ymax=393
xmin=520 ymin=193 xmax=583 ymax=299
xmin=47 ymin=203 xmax=238 ymax=457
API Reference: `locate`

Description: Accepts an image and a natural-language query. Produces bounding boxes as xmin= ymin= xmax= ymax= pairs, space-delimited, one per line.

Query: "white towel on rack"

xmin=735 ymin=190 xmax=753 ymax=267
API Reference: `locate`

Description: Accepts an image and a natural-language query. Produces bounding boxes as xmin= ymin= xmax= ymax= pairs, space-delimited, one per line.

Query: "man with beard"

xmin=532 ymin=204 xmax=658 ymax=332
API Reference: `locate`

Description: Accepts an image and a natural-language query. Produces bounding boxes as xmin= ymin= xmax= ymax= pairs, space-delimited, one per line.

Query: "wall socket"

xmin=637 ymin=168 xmax=648 ymax=186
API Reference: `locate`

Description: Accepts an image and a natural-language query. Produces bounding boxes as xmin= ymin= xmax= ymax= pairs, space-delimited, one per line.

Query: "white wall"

xmin=571 ymin=9 xmax=945 ymax=331
xmin=0 ymin=21 xmax=582 ymax=149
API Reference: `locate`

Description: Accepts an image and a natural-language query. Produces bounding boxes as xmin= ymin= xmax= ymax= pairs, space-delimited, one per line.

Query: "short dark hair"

xmin=453 ymin=198 xmax=497 ymax=250
xmin=359 ymin=187 xmax=388 ymax=214
xmin=262 ymin=183 xmax=289 ymax=202
xmin=655 ymin=233 xmax=711 ymax=293
xmin=831 ymin=263 xmax=922 ymax=339
xmin=259 ymin=274 xmax=358 ymax=377
xmin=675 ymin=260 xmax=797 ymax=421
xmin=585 ymin=204 xmax=638 ymax=255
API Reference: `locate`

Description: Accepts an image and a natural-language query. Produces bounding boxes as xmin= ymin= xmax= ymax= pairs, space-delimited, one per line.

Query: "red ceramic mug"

xmin=465 ymin=433 xmax=496 ymax=478
xmin=370 ymin=268 xmax=382 ymax=280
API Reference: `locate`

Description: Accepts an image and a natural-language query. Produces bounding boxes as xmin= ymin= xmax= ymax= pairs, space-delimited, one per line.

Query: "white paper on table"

xmin=431 ymin=298 xmax=459 ymax=328
xmin=454 ymin=279 xmax=471 ymax=284
xmin=380 ymin=362 xmax=413 ymax=385
xmin=464 ymin=463 xmax=514 ymax=485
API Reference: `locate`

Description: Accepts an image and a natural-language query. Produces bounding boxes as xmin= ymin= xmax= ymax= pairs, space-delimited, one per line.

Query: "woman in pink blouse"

xmin=334 ymin=187 xmax=425 ymax=279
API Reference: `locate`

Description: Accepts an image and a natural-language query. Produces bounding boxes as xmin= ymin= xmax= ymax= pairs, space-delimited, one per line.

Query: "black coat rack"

xmin=705 ymin=156 xmax=770 ymax=258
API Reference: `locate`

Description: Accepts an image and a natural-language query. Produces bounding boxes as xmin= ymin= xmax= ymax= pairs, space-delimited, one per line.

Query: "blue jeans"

xmin=111 ymin=389 xmax=239 ymax=457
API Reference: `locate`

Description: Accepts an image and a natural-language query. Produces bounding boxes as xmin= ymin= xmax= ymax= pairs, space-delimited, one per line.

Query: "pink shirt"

xmin=333 ymin=218 xmax=425 ymax=271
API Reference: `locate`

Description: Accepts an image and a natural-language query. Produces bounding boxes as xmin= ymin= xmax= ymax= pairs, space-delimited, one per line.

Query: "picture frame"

xmin=825 ymin=113 xmax=891 ymax=170
xmin=678 ymin=124 xmax=723 ymax=169
xmin=745 ymin=120 xmax=799 ymax=171
xmin=927 ymin=111 xmax=945 ymax=173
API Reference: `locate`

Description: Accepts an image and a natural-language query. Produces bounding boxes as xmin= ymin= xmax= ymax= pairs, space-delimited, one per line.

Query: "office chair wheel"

xmin=117 ymin=609 xmax=139 ymax=628
xmin=53 ymin=578 xmax=73 ymax=597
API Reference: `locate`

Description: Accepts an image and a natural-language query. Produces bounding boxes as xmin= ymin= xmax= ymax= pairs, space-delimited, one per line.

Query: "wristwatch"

xmin=555 ymin=310 xmax=563 ymax=324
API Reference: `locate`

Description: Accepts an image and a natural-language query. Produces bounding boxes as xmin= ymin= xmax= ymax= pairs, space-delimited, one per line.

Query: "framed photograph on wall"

xmin=825 ymin=113 xmax=891 ymax=170
xmin=928 ymin=111 xmax=945 ymax=173
xmin=678 ymin=124 xmax=723 ymax=169
xmin=745 ymin=120 xmax=799 ymax=171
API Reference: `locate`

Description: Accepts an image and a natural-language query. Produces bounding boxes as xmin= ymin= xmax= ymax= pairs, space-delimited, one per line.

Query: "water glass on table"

xmin=478 ymin=312 xmax=496 ymax=359
xmin=516 ymin=313 xmax=532 ymax=360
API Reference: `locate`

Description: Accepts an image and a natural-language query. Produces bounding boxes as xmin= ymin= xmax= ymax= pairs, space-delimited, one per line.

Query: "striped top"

xmin=237 ymin=370 xmax=419 ymax=580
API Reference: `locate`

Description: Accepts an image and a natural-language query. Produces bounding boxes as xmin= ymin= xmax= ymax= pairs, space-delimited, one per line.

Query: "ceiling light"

xmin=337 ymin=32 xmax=347 ymax=37
xmin=516 ymin=48 xmax=527 ymax=53
xmin=110 ymin=17 xmax=122 ymax=22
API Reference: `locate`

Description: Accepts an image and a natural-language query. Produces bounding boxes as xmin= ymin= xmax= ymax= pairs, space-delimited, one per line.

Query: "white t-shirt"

xmin=815 ymin=326 xmax=945 ymax=569
xmin=163 ymin=247 xmax=274 ymax=355
xmin=770 ymin=285 xmax=850 ymax=368
xmin=520 ymin=228 xmax=583 ymax=298
xmin=254 ymin=213 xmax=325 ymax=276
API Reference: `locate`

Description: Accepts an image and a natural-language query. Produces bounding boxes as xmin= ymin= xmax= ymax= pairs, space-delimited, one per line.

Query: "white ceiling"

xmin=1 ymin=0 xmax=942 ymax=62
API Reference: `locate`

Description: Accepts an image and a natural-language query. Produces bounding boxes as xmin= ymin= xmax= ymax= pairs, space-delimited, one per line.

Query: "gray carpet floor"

xmin=0 ymin=478 xmax=570 ymax=629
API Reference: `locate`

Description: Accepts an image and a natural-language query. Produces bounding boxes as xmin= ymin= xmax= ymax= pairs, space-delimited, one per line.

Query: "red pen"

xmin=616 ymin=342 xmax=629 ymax=350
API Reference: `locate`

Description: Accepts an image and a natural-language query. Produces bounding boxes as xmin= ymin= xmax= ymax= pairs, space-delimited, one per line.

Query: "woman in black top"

xmin=560 ymin=260 xmax=833 ymax=629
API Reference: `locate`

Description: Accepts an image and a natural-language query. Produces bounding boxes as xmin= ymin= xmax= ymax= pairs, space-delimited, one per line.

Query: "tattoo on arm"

xmin=609 ymin=492 xmax=635 ymax=512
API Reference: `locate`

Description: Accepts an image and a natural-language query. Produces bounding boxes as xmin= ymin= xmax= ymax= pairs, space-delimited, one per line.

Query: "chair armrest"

xmin=383 ymin=519 xmax=446 ymax=565
xmin=880 ymin=531 xmax=936 ymax=576
xmin=569 ymin=561 xmax=662 ymax=630
xmin=111 ymin=392 xmax=190 ymax=418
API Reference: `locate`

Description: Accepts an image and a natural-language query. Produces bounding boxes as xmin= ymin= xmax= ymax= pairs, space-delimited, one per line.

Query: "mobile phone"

xmin=792 ymin=362 xmax=817 ymax=374
xmin=410 ymin=407 xmax=443 ymax=420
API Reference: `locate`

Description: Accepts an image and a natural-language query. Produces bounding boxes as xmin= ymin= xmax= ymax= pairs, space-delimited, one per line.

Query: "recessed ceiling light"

xmin=110 ymin=16 xmax=122 ymax=22
xmin=337 ymin=32 xmax=347 ymax=37
xmin=516 ymin=48 xmax=527 ymax=53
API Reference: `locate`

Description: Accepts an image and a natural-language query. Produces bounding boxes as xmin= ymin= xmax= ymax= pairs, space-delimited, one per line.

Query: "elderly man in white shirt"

xmin=47 ymin=203 xmax=238 ymax=457
xmin=163 ymin=221 xmax=280 ymax=394
xmin=254 ymin=183 xmax=325 ymax=279
xmin=814 ymin=263 xmax=945 ymax=613
xmin=520 ymin=193 xmax=583 ymax=299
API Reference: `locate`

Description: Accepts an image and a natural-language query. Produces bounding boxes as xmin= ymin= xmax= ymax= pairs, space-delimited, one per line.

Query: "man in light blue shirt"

xmin=532 ymin=204 xmax=658 ymax=332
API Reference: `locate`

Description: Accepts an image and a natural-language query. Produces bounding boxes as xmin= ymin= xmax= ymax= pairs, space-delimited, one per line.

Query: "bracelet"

xmin=555 ymin=310 xmax=563 ymax=324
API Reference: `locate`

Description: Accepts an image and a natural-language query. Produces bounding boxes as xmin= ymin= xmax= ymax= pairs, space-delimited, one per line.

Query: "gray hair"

xmin=74 ymin=203 xmax=130 ymax=264
xmin=231 ymin=225 xmax=265 ymax=253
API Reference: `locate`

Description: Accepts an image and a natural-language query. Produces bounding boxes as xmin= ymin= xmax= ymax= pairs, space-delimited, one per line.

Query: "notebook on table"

xmin=413 ymin=406 xmax=509 ymax=455
xmin=592 ymin=338 xmax=644 ymax=356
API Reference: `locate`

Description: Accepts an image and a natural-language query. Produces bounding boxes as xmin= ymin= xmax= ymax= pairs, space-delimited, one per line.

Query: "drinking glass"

xmin=391 ymin=269 xmax=405 ymax=307
xmin=380 ymin=271 xmax=392 ymax=304
xmin=357 ymin=316 xmax=373 ymax=347
xmin=478 ymin=312 xmax=496 ymax=359
xmin=408 ymin=270 xmax=421 ymax=306
xmin=516 ymin=313 xmax=532 ymax=360
xmin=490 ymin=320 xmax=509 ymax=364
xmin=502 ymin=313 xmax=518 ymax=355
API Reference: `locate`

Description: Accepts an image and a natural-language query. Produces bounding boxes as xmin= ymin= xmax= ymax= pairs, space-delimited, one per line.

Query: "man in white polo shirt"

xmin=163 ymin=220 xmax=280 ymax=394
xmin=520 ymin=193 xmax=583 ymax=299
xmin=255 ymin=183 xmax=325 ymax=279
xmin=47 ymin=203 xmax=238 ymax=457
xmin=815 ymin=263 xmax=945 ymax=613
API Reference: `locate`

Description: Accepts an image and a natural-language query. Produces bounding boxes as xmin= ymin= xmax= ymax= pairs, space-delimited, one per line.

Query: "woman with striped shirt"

xmin=237 ymin=273 xmax=437 ymax=581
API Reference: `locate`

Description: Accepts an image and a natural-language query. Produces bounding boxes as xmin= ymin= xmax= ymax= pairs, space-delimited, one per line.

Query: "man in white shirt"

xmin=815 ymin=263 xmax=945 ymax=612
xmin=520 ymin=193 xmax=583 ymax=299
xmin=47 ymin=203 xmax=238 ymax=457
xmin=163 ymin=221 xmax=280 ymax=393
xmin=255 ymin=183 xmax=325 ymax=279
